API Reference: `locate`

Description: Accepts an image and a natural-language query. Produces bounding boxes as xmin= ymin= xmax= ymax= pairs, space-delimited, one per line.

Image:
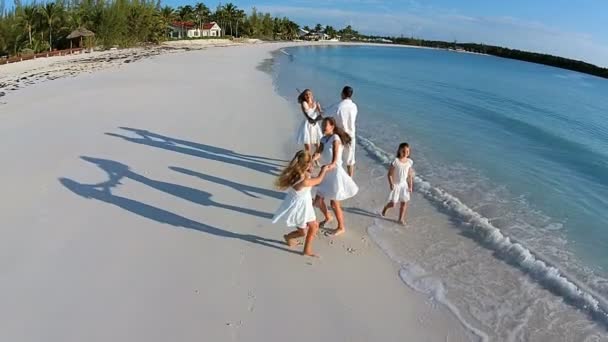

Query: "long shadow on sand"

xmin=81 ymin=156 xmax=274 ymax=219
xmin=106 ymin=127 xmax=284 ymax=176
xmin=59 ymin=158 xmax=294 ymax=254
xmin=170 ymin=166 xmax=284 ymax=200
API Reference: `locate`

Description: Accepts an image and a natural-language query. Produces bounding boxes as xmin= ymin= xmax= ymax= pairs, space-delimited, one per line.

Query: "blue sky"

xmin=167 ymin=0 xmax=608 ymax=66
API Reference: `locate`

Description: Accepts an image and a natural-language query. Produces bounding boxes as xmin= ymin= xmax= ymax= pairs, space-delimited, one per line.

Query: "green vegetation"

xmin=1 ymin=0 xmax=605 ymax=78
xmin=386 ymin=37 xmax=608 ymax=79
xmin=0 ymin=1 xmax=302 ymax=57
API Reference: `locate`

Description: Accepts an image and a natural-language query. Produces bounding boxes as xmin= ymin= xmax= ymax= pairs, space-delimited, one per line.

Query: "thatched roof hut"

xmin=67 ymin=28 xmax=95 ymax=49
xmin=67 ymin=27 xmax=95 ymax=40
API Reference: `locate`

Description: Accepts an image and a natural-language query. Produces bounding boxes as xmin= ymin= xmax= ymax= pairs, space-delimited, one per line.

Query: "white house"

xmin=302 ymin=32 xmax=331 ymax=41
xmin=169 ymin=21 xmax=222 ymax=39
xmin=169 ymin=21 xmax=194 ymax=39
xmin=201 ymin=22 xmax=222 ymax=37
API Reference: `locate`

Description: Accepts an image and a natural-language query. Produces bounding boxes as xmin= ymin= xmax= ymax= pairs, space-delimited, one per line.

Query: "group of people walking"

xmin=272 ymin=86 xmax=414 ymax=257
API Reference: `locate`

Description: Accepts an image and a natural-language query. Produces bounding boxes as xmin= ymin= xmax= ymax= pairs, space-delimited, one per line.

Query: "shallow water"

xmin=271 ymin=45 xmax=608 ymax=340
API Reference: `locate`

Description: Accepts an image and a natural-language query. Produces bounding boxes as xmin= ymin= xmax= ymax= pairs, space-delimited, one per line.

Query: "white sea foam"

xmin=358 ymin=135 xmax=608 ymax=326
xmin=368 ymin=222 xmax=490 ymax=341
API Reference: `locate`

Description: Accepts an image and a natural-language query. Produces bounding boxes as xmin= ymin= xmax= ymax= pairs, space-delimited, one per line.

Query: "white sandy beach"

xmin=0 ymin=43 xmax=476 ymax=341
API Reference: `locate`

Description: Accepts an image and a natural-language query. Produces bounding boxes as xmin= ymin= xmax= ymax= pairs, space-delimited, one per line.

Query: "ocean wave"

xmin=368 ymin=222 xmax=490 ymax=342
xmin=358 ymin=135 xmax=608 ymax=326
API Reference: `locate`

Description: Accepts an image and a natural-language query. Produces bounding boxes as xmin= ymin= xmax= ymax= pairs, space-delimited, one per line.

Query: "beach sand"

xmin=0 ymin=43 xmax=475 ymax=341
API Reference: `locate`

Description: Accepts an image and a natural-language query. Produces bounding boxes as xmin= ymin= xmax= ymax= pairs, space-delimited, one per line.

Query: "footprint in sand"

xmin=247 ymin=290 xmax=256 ymax=312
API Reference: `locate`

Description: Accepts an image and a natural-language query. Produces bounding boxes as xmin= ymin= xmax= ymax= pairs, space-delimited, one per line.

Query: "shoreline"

xmin=3 ymin=39 xmax=607 ymax=341
xmin=0 ymin=39 xmax=487 ymax=106
xmin=269 ymin=44 xmax=608 ymax=340
xmin=0 ymin=42 xmax=475 ymax=341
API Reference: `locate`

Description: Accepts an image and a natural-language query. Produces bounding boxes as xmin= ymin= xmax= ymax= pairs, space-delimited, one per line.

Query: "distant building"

xmin=169 ymin=21 xmax=222 ymax=39
xmin=303 ymin=32 xmax=332 ymax=41
xmin=201 ymin=22 xmax=222 ymax=37
xmin=298 ymin=28 xmax=309 ymax=38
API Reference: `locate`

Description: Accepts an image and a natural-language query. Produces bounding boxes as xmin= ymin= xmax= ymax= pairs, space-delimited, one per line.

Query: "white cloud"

xmin=256 ymin=4 xmax=608 ymax=67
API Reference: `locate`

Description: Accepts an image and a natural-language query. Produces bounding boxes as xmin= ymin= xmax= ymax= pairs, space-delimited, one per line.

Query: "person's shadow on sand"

xmin=78 ymin=156 xmax=274 ymax=219
xmin=59 ymin=158 xmax=294 ymax=254
xmin=170 ymin=166 xmax=284 ymax=200
xmin=105 ymin=127 xmax=284 ymax=176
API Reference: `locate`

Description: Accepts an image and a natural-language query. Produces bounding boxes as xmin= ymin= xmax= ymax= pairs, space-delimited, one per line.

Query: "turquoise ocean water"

xmin=272 ymin=45 xmax=608 ymax=340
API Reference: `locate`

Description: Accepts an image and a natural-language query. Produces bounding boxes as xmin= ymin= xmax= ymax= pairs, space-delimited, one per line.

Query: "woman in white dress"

xmin=381 ymin=143 xmax=414 ymax=225
xmin=273 ymin=150 xmax=334 ymax=257
xmin=313 ymin=117 xmax=359 ymax=236
xmin=296 ymin=89 xmax=323 ymax=153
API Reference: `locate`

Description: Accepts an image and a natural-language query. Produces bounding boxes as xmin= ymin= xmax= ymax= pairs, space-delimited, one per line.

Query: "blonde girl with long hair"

xmin=273 ymin=150 xmax=333 ymax=257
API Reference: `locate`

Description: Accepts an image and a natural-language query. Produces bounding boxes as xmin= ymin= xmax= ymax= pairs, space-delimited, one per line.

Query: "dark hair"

xmin=298 ymin=89 xmax=311 ymax=104
xmin=342 ymin=86 xmax=353 ymax=98
xmin=396 ymin=142 xmax=410 ymax=158
xmin=321 ymin=117 xmax=352 ymax=146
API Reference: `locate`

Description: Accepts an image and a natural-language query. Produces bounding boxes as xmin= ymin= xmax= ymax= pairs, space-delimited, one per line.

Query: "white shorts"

xmin=344 ymin=137 xmax=356 ymax=165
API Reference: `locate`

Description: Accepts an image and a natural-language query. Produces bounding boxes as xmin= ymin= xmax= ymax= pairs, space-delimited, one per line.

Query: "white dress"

xmin=296 ymin=102 xmax=322 ymax=145
xmin=272 ymin=178 xmax=316 ymax=229
xmin=387 ymin=158 xmax=413 ymax=203
xmin=316 ymin=134 xmax=359 ymax=201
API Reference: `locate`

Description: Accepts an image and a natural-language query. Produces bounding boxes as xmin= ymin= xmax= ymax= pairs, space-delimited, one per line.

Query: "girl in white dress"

xmin=313 ymin=117 xmax=359 ymax=236
xmin=381 ymin=143 xmax=414 ymax=225
xmin=296 ymin=89 xmax=323 ymax=153
xmin=273 ymin=150 xmax=333 ymax=257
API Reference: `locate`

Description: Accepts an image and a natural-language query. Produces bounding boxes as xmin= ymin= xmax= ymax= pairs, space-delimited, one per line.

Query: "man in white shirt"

xmin=335 ymin=86 xmax=358 ymax=177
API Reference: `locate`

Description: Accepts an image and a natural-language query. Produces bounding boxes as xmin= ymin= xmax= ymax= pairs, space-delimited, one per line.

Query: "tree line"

xmin=0 ymin=1 xmax=290 ymax=56
xmin=391 ymin=37 xmax=608 ymax=79
xmin=0 ymin=0 xmax=358 ymax=57
xmin=2 ymin=0 xmax=605 ymax=79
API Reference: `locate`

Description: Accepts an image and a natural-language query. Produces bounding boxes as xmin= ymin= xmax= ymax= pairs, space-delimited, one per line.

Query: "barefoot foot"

xmin=320 ymin=215 xmax=334 ymax=228
xmin=331 ymin=228 xmax=345 ymax=236
xmin=303 ymin=251 xmax=320 ymax=258
xmin=284 ymin=235 xmax=297 ymax=248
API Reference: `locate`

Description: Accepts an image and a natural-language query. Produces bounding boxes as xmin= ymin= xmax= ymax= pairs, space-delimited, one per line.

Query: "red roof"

xmin=171 ymin=21 xmax=195 ymax=29
xmin=202 ymin=22 xmax=218 ymax=30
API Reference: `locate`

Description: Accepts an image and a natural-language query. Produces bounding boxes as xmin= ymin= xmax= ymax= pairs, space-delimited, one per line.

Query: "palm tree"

xmin=324 ymin=25 xmax=336 ymax=38
xmin=314 ymin=23 xmax=322 ymax=33
xmin=286 ymin=19 xmax=299 ymax=40
xmin=193 ymin=2 xmax=209 ymax=28
xmin=177 ymin=5 xmax=194 ymax=22
xmin=160 ymin=6 xmax=175 ymax=24
xmin=176 ymin=5 xmax=193 ymax=36
xmin=233 ymin=8 xmax=244 ymax=37
xmin=222 ymin=3 xmax=237 ymax=36
xmin=42 ymin=2 xmax=61 ymax=51
xmin=19 ymin=5 xmax=38 ymax=48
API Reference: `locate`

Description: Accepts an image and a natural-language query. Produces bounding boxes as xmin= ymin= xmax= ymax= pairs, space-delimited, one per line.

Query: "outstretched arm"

xmin=302 ymin=164 xmax=334 ymax=187
xmin=313 ymin=142 xmax=324 ymax=161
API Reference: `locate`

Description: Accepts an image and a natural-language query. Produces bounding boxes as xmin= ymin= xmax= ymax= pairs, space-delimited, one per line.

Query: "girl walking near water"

xmin=381 ymin=143 xmax=414 ymax=225
xmin=296 ymin=89 xmax=324 ymax=153
xmin=313 ymin=117 xmax=359 ymax=236
xmin=273 ymin=150 xmax=333 ymax=257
